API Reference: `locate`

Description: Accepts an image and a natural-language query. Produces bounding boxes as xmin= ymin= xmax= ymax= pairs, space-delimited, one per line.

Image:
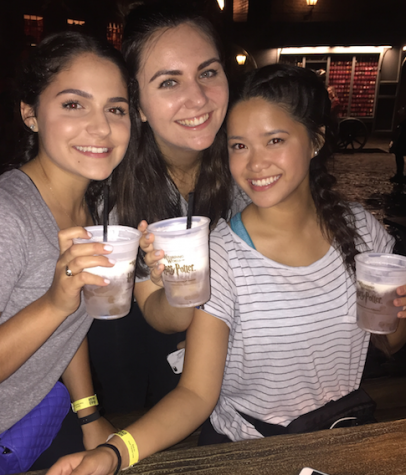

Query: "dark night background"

xmin=1 ymin=0 xmax=406 ymax=166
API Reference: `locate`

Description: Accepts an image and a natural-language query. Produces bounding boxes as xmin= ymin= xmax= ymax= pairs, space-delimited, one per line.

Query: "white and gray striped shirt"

xmin=204 ymin=204 xmax=395 ymax=442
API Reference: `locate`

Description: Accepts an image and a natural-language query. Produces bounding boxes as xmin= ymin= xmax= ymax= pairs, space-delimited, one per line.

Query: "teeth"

xmin=177 ymin=113 xmax=209 ymax=127
xmin=75 ymin=146 xmax=108 ymax=153
xmin=251 ymin=175 xmax=281 ymax=187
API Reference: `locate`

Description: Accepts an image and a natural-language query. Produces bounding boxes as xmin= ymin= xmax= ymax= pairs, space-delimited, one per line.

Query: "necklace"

xmin=36 ymin=158 xmax=85 ymax=227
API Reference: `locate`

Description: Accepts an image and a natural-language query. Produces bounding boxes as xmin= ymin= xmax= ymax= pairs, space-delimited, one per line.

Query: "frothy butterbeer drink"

xmin=148 ymin=217 xmax=210 ymax=308
xmin=74 ymin=225 xmax=141 ymax=320
xmin=82 ymin=258 xmax=136 ymax=319
xmin=356 ymin=280 xmax=399 ymax=334
xmin=355 ymin=253 xmax=406 ymax=334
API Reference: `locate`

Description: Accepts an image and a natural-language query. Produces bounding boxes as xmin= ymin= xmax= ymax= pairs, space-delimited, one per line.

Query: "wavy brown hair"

xmin=109 ymin=1 xmax=232 ymax=277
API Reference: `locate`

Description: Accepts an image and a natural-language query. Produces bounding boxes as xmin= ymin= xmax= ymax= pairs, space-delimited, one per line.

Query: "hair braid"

xmin=310 ymin=152 xmax=359 ymax=273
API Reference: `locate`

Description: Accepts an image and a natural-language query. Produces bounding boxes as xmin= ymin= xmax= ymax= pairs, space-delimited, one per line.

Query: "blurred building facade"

xmin=1 ymin=0 xmax=405 ymax=138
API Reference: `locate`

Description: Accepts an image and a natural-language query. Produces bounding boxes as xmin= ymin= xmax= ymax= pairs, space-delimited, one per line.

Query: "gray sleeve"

xmin=0 ymin=198 xmax=27 ymax=313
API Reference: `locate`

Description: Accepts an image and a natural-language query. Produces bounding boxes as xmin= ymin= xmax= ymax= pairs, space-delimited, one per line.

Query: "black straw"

xmin=103 ymin=184 xmax=109 ymax=241
xmin=186 ymin=192 xmax=194 ymax=229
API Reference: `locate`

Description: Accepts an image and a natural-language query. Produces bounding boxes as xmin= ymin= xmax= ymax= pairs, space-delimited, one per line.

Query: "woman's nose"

xmin=184 ymin=81 xmax=208 ymax=110
xmin=247 ymin=150 xmax=270 ymax=173
xmin=87 ymin=111 xmax=111 ymax=137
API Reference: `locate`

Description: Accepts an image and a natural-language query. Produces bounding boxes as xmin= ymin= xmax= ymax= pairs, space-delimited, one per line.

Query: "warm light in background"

xmin=217 ymin=0 xmax=225 ymax=10
xmin=233 ymin=0 xmax=249 ymax=22
xmin=67 ymin=19 xmax=85 ymax=25
xmin=306 ymin=0 xmax=318 ymax=5
xmin=281 ymin=46 xmax=391 ymax=55
xmin=236 ymin=54 xmax=247 ymax=65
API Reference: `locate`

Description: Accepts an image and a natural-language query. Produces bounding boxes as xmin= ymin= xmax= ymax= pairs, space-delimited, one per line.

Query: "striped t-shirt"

xmin=204 ymin=204 xmax=395 ymax=442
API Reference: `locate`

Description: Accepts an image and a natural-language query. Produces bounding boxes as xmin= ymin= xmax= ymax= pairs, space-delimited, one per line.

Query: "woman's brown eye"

xmin=62 ymin=101 xmax=80 ymax=110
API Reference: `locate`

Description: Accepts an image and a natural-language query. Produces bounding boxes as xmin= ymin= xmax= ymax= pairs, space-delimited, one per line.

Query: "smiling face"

xmin=26 ymin=52 xmax=130 ymax=182
xmin=136 ymin=22 xmax=229 ymax=159
xmin=227 ymin=97 xmax=318 ymax=210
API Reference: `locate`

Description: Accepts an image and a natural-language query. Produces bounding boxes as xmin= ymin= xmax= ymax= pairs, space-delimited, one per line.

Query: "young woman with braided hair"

xmin=49 ymin=64 xmax=406 ymax=474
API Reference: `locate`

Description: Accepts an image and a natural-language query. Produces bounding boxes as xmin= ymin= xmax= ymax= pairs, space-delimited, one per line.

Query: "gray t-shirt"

xmin=0 ymin=170 xmax=93 ymax=432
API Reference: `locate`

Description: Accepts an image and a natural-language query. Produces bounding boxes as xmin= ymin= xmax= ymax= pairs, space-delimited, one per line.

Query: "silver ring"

xmin=65 ymin=265 xmax=73 ymax=277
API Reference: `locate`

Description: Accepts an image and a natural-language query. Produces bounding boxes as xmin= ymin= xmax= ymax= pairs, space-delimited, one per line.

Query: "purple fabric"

xmin=0 ymin=382 xmax=70 ymax=474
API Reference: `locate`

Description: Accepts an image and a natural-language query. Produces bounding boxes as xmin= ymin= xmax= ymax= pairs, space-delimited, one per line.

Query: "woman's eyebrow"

xmin=56 ymin=88 xmax=92 ymax=98
xmin=149 ymin=58 xmax=221 ymax=83
xmin=265 ymin=129 xmax=290 ymax=135
xmin=197 ymin=58 xmax=221 ymax=71
xmin=149 ymin=70 xmax=181 ymax=83
xmin=228 ymin=130 xmax=290 ymax=141
xmin=55 ymin=89 xmax=128 ymax=103
xmin=108 ymin=96 xmax=129 ymax=104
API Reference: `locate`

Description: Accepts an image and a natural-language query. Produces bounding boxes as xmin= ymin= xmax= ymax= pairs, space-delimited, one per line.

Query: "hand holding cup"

xmin=45 ymin=227 xmax=114 ymax=318
xmin=73 ymin=225 xmax=141 ymax=320
xmin=147 ymin=216 xmax=210 ymax=308
xmin=355 ymin=253 xmax=406 ymax=334
xmin=394 ymin=284 xmax=406 ymax=318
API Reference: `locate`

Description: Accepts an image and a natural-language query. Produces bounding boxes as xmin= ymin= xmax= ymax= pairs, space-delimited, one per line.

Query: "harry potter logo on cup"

xmin=165 ymin=255 xmax=183 ymax=264
xmin=163 ymin=254 xmax=196 ymax=277
xmin=357 ymin=287 xmax=382 ymax=305
xmin=147 ymin=216 xmax=210 ymax=307
xmin=355 ymin=252 xmax=406 ymax=335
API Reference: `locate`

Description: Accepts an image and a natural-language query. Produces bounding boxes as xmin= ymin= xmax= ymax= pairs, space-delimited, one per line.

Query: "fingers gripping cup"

xmin=74 ymin=225 xmax=141 ymax=320
xmin=355 ymin=253 xmax=406 ymax=334
xmin=148 ymin=216 xmax=210 ymax=308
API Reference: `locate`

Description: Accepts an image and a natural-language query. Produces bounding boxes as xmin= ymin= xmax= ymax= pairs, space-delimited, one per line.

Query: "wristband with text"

xmin=71 ymin=394 xmax=98 ymax=413
xmin=115 ymin=430 xmax=139 ymax=467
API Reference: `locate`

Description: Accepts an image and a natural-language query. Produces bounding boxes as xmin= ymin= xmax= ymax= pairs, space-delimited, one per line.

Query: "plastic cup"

xmin=355 ymin=252 xmax=406 ymax=334
xmin=147 ymin=216 xmax=210 ymax=308
xmin=74 ymin=225 xmax=141 ymax=320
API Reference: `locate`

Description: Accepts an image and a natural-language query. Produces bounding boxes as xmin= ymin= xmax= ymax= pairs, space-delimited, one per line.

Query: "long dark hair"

xmin=229 ymin=64 xmax=360 ymax=272
xmin=12 ymin=31 xmax=130 ymax=219
xmin=110 ymin=1 xmax=232 ymax=276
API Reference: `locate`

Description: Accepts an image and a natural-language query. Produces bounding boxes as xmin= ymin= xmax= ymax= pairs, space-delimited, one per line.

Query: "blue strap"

xmin=230 ymin=213 xmax=256 ymax=250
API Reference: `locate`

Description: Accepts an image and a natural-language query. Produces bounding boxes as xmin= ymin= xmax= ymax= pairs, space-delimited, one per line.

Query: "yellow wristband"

xmin=71 ymin=395 xmax=98 ymax=413
xmin=115 ymin=430 xmax=139 ymax=467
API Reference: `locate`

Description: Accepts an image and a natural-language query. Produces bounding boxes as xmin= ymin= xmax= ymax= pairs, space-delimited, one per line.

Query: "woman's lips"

xmin=249 ymin=174 xmax=282 ymax=191
xmin=73 ymin=145 xmax=111 ymax=157
xmin=176 ymin=112 xmax=211 ymax=128
xmin=75 ymin=146 xmax=109 ymax=153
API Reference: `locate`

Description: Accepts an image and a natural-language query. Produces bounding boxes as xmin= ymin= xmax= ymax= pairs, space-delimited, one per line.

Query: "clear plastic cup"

xmin=147 ymin=216 xmax=210 ymax=308
xmin=74 ymin=225 xmax=141 ymax=320
xmin=355 ymin=252 xmax=406 ymax=334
